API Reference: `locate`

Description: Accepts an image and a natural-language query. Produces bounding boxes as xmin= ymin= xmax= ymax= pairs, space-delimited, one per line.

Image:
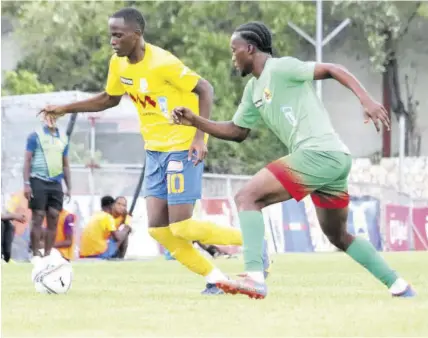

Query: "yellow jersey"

xmin=114 ymin=214 xmax=132 ymax=230
xmin=105 ymin=43 xmax=204 ymax=152
xmin=79 ymin=211 xmax=116 ymax=257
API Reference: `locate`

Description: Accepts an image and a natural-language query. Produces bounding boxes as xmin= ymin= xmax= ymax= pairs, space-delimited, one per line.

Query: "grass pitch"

xmin=2 ymin=252 xmax=428 ymax=337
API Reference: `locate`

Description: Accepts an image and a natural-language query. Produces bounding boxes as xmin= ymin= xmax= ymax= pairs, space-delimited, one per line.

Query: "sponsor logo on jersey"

xmin=281 ymin=106 xmax=297 ymax=127
xmin=129 ymin=94 xmax=157 ymax=109
xmin=157 ymin=96 xmax=169 ymax=116
xmin=263 ymin=88 xmax=272 ymax=103
xmin=140 ymin=78 xmax=149 ymax=93
xmin=120 ymin=77 xmax=133 ymax=85
xmin=167 ymin=161 xmax=184 ymax=172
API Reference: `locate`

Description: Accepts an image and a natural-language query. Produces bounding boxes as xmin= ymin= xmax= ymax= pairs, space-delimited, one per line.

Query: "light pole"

xmin=288 ymin=0 xmax=351 ymax=99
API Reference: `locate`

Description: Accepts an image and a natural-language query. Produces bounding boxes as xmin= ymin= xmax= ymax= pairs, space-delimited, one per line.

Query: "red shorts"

xmin=266 ymin=150 xmax=352 ymax=209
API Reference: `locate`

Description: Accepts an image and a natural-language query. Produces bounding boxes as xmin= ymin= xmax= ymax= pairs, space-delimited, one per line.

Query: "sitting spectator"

xmin=111 ymin=196 xmax=132 ymax=259
xmin=41 ymin=209 xmax=76 ymax=261
xmin=79 ymin=196 xmax=131 ymax=259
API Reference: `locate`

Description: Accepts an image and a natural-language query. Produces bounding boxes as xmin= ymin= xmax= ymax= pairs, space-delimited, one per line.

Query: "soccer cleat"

xmin=216 ymin=276 xmax=268 ymax=299
xmin=392 ymin=285 xmax=416 ymax=298
xmin=262 ymin=238 xmax=272 ymax=279
xmin=201 ymin=283 xmax=224 ymax=295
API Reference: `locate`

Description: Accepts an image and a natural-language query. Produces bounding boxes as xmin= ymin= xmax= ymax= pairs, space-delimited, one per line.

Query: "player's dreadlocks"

xmin=111 ymin=7 xmax=146 ymax=33
xmin=235 ymin=21 xmax=273 ymax=55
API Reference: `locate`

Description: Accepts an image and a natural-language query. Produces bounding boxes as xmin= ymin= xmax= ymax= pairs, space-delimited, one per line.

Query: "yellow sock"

xmin=149 ymin=227 xmax=214 ymax=277
xmin=170 ymin=219 xmax=243 ymax=246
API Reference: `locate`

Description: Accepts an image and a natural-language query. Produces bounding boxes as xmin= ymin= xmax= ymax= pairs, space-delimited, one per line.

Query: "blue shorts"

xmin=96 ymin=239 xmax=118 ymax=259
xmin=143 ymin=150 xmax=203 ymax=205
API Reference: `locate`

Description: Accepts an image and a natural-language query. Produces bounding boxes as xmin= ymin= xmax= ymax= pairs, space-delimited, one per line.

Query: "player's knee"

xmin=169 ymin=219 xmax=193 ymax=241
xmin=46 ymin=208 xmax=59 ymax=218
xmin=234 ymin=188 xmax=260 ymax=210
xmin=148 ymin=227 xmax=172 ymax=247
xmin=46 ymin=208 xmax=59 ymax=228
xmin=147 ymin=214 xmax=169 ymax=228
xmin=234 ymin=189 xmax=247 ymax=208
xmin=31 ymin=210 xmax=45 ymax=227
xmin=324 ymin=229 xmax=352 ymax=251
xmin=148 ymin=227 xmax=159 ymax=241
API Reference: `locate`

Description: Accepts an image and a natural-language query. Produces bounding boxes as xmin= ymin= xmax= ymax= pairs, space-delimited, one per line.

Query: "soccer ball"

xmin=32 ymin=249 xmax=73 ymax=295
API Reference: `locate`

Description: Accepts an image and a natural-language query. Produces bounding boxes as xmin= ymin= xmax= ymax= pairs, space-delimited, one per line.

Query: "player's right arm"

xmin=51 ymin=92 xmax=122 ymax=114
xmin=172 ymin=81 xmax=259 ymax=143
xmin=40 ymin=56 xmax=124 ymax=117
xmin=23 ymin=132 xmax=37 ymax=200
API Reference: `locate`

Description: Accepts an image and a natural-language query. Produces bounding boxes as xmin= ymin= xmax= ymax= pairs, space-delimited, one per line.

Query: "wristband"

xmin=24 ymin=181 xmax=30 ymax=185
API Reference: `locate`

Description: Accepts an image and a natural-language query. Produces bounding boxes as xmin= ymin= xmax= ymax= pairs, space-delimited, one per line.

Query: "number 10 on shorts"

xmin=167 ymin=173 xmax=185 ymax=194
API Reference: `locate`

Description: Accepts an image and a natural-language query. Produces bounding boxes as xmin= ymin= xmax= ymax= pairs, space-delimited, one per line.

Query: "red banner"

xmin=385 ymin=204 xmax=411 ymax=251
xmin=412 ymin=207 xmax=428 ymax=251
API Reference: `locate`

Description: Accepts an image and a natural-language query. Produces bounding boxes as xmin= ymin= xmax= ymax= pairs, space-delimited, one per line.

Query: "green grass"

xmin=2 ymin=252 xmax=428 ymax=337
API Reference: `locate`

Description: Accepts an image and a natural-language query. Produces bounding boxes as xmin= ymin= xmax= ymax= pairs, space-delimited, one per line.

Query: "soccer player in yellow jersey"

xmin=41 ymin=7 xmax=271 ymax=294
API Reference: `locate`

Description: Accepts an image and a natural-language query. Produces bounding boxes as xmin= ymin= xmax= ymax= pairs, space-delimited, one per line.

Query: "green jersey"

xmin=232 ymin=57 xmax=350 ymax=154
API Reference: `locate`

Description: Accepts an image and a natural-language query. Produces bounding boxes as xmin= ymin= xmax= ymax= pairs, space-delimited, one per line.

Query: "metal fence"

xmin=3 ymin=161 xmax=426 ymax=250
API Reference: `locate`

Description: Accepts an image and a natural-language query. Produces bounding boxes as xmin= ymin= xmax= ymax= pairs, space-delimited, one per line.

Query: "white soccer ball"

xmin=32 ymin=249 xmax=73 ymax=295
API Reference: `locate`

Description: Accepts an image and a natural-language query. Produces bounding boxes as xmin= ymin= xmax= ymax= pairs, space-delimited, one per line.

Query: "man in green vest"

xmin=23 ymin=120 xmax=71 ymax=270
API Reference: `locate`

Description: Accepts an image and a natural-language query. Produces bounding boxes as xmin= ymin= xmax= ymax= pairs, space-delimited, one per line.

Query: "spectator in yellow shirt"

xmin=79 ymin=196 xmax=131 ymax=259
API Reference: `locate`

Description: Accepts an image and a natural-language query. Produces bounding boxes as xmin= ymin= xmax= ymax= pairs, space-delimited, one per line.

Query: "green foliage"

xmin=418 ymin=3 xmax=428 ymax=17
xmin=332 ymin=1 xmax=423 ymax=72
xmin=6 ymin=1 xmax=316 ymax=174
xmin=1 ymin=70 xmax=54 ymax=96
xmin=332 ymin=1 xmax=424 ymax=155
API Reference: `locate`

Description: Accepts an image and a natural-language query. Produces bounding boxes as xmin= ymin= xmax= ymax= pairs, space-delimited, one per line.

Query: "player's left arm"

xmin=280 ymin=57 xmax=390 ymax=132
xmin=314 ymin=63 xmax=390 ymax=132
xmin=161 ymin=56 xmax=213 ymax=122
xmin=313 ymin=63 xmax=375 ymax=103
xmin=62 ymin=143 xmax=72 ymax=199
xmin=54 ymin=214 xmax=74 ymax=248
xmin=188 ymin=78 xmax=214 ymax=165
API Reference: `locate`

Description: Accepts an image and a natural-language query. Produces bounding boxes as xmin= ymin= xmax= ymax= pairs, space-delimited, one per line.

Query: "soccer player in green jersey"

xmin=171 ymin=21 xmax=416 ymax=299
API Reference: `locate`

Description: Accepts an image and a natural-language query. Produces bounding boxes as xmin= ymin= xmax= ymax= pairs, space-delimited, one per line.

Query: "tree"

xmin=2 ymin=70 xmax=54 ymax=96
xmin=333 ymin=1 xmax=424 ymax=156
xmin=4 ymin=1 xmax=316 ymax=174
xmin=418 ymin=2 xmax=428 ymax=17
